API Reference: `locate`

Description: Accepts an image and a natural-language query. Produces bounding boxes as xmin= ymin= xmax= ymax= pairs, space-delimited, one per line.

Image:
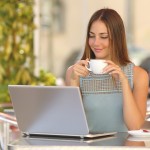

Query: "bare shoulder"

xmin=134 ymin=65 xmax=148 ymax=78
xmin=133 ymin=65 xmax=149 ymax=84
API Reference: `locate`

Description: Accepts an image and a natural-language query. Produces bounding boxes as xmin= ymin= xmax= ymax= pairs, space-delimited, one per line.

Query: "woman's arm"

xmin=122 ymin=66 xmax=149 ymax=130
xmin=65 ymin=59 xmax=89 ymax=86
xmin=103 ymin=61 xmax=149 ymax=130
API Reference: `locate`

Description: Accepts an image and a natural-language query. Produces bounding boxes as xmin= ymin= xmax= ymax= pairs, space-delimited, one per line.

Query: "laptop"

xmin=8 ymin=85 xmax=116 ymax=138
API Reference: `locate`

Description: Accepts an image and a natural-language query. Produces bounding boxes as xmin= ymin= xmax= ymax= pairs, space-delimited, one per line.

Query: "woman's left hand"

xmin=103 ymin=60 xmax=128 ymax=83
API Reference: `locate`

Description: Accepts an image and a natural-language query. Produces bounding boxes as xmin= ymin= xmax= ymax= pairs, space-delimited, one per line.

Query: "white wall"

xmin=37 ymin=0 xmax=150 ymax=78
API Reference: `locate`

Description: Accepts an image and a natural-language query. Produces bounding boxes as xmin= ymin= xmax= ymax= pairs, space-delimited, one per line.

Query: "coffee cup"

xmin=86 ymin=59 xmax=107 ymax=74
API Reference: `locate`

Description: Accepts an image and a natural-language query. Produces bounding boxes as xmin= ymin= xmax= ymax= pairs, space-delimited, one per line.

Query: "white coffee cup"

xmin=86 ymin=59 xmax=107 ymax=74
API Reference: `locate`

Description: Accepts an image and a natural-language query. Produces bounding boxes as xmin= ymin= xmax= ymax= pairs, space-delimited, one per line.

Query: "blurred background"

xmin=0 ymin=0 xmax=150 ymax=104
xmin=34 ymin=0 xmax=150 ymax=80
xmin=36 ymin=0 xmax=150 ymax=73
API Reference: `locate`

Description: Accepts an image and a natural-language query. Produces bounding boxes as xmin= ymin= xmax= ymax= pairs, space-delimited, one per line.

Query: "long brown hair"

xmin=81 ymin=8 xmax=131 ymax=66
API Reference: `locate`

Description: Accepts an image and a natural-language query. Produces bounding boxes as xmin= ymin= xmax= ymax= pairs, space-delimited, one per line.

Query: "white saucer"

xmin=128 ymin=130 xmax=150 ymax=138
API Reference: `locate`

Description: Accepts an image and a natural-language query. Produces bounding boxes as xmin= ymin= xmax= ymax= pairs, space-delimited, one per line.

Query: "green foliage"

xmin=0 ymin=0 xmax=56 ymax=103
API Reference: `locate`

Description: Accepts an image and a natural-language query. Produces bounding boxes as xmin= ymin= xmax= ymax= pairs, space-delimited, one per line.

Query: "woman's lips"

xmin=94 ymin=48 xmax=102 ymax=52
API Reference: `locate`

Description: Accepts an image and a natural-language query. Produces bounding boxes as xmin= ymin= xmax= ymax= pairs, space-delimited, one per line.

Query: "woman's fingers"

xmin=77 ymin=59 xmax=89 ymax=66
xmin=73 ymin=59 xmax=89 ymax=77
xmin=74 ymin=66 xmax=89 ymax=77
xmin=103 ymin=65 xmax=121 ymax=74
xmin=103 ymin=60 xmax=127 ymax=81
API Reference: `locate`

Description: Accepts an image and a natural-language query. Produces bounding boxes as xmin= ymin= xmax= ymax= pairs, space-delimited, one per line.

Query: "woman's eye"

xmin=89 ymin=35 xmax=95 ymax=38
xmin=101 ymin=36 xmax=108 ymax=39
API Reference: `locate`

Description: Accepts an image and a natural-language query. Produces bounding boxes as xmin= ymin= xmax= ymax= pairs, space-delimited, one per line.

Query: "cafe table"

xmin=6 ymin=131 xmax=150 ymax=150
xmin=0 ymin=112 xmax=150 ymax=150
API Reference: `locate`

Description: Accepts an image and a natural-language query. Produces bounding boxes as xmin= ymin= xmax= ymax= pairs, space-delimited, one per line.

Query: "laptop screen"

xmin=8 ymin=85 xmax=89 ymax=136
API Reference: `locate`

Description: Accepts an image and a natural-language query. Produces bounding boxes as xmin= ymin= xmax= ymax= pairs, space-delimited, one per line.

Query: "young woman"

xmin=65 ymin=8 xmax=149 ymax=132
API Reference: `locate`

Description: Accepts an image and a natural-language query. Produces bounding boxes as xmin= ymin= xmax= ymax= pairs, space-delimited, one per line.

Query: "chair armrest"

xmin=0 ymin=112 xmax=17 ymax=126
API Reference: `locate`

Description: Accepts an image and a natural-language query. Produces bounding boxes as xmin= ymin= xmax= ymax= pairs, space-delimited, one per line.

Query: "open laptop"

xmin=8 ymin=85 xmax=116 ymax=138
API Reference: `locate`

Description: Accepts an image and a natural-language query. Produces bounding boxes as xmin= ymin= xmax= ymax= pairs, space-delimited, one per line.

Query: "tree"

xmin=0 ymin=0 xmax=56 ymax=103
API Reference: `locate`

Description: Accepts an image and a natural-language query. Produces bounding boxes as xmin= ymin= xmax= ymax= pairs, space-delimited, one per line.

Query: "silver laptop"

xmin=8 ymin=85 xmax=116 ymax=138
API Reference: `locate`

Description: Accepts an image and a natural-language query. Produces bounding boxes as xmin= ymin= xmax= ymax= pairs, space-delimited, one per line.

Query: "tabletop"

xmin=7 ymin=132 xmax=150 ymax=150
xmin=0 ymin=100 xmax=150 ymax=150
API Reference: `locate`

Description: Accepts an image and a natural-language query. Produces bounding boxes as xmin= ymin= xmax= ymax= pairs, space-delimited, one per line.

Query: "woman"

xmin=65 ymin=8 xmax=149 ymax=132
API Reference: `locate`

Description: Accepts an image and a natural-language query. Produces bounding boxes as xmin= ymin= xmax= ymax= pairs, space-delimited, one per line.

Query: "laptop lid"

xmin=8 ymin=85 xmax=90 ymax=137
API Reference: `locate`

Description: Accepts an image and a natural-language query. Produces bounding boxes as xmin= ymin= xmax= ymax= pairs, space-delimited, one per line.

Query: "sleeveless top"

xmin=80 ymin=63 xmax=134 ymax=133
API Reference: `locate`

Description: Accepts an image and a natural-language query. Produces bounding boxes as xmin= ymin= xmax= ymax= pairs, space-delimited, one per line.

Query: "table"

xmin=5 ymin=131 xmax=150 ymax=150
xmin=0 ymin=112 xmax=150 ymax=150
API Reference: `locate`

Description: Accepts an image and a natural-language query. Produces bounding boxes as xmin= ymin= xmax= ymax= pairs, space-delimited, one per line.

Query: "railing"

xmin=146 ymin=111 xmax=150 ymax=121
xmin=0 ymin=112 xmax=18 ymax=150
xmin=147 ymin=98 xmax=150 ymax=121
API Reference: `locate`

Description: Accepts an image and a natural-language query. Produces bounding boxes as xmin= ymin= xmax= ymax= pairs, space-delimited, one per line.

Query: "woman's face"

xmin=88 ymin=20 xmax=110 ymax=60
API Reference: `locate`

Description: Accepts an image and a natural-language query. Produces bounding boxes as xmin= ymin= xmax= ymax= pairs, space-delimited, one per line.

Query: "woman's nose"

xmin=93 ymin=37 xmax=101 ymax=45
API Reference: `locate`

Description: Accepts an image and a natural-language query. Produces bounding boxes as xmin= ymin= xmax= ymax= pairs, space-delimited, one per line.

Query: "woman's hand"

xmin=66 ymin=59 xmax=89 ymax=86
xmin=103 ymin=60 xmax=128 ymax=83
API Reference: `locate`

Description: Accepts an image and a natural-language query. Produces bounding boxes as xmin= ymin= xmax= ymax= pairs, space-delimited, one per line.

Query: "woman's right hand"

xmin=66 ymin=59 xmax=89 ymax=86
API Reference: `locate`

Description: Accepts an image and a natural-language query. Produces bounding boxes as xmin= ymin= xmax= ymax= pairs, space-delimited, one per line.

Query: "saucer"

xmin=128 ymin=130 xmax=150 ymax=138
